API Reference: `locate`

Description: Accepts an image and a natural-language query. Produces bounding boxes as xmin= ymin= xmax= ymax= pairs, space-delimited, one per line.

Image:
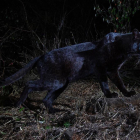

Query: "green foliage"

xmin=1 ymin=86 xmax=12 ymax=96
xmin=15 ymin=118 xmax=21 ymax=121
xmin=64 ymin=122 xmax=71 ymax=128
xmin=46 ymin=126 xmax=51 ymax=129
xmin=94 ymin=0 xmax=140 ymax=32
xmin=19 ymin=107 xmax=25 ymax=112
xmin=0 ymin=131 xmax=6 ymax=135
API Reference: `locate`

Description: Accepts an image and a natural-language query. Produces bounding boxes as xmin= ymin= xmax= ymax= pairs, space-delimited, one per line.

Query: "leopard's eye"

xmin=132 ymin=42 xmax=137 ymax=52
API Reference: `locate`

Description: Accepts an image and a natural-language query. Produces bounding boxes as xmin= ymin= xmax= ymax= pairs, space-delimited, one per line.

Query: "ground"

xmin=1 ymin=77 xmax=140 ymax=140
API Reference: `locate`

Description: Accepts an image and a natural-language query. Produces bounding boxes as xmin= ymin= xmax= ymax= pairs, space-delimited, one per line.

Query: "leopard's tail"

xmin=0 ymin=56 xmax=41 ymax=87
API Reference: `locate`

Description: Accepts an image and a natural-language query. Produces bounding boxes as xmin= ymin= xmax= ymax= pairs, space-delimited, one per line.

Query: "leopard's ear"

xmin=132 ymin=29 xmax=139 ymax=39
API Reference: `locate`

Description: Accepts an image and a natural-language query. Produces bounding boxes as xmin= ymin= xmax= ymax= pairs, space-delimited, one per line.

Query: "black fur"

xmin=1 ymin=30 xmax=140 ymax=113
xmin=78 ymin=29 xmax=140 ymax=98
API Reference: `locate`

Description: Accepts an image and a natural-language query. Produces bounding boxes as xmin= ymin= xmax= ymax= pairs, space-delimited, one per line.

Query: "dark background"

xmin=0 ymin=0 xmax=140 ymax=78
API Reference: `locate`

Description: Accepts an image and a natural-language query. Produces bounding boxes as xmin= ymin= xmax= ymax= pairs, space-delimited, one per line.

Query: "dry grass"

xmin=0 ymin=78 xmax=140 ymax=140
